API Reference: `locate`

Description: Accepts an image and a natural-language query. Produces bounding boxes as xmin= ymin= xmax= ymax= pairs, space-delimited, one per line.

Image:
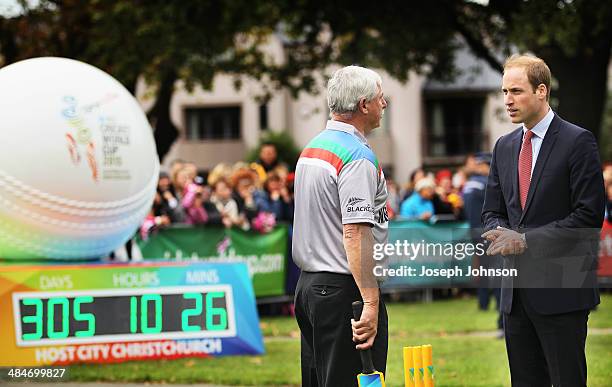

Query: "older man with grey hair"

xmin=292 ymin=65 xmax=389 ymax=386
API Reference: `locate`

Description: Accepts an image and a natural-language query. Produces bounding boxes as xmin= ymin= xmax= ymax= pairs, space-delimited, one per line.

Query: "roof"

xmin=424 ymin=42 xmax=503 ymax=93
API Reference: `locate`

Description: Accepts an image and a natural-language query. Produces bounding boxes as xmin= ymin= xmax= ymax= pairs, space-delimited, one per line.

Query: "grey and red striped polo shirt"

xmin=292 ymin=120 xmax=389 ymax=274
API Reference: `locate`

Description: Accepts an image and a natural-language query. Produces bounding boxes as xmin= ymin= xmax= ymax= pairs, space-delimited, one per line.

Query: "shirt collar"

xmin=326 ymin=120 xmax=369 ymax=145
xmin=523 ymin=108 xmax=554 ymax=139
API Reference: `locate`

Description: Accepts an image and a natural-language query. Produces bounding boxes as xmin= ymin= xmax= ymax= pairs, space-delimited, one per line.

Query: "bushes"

xmin=246 ymin=131 xmax=301 ymax=171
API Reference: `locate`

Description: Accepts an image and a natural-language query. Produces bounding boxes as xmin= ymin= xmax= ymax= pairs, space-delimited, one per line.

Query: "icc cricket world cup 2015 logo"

xmin=62 ymin=96 xmax=99 ymax=182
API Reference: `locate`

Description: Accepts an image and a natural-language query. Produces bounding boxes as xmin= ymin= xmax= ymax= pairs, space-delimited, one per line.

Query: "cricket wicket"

xmin=403 ymin=344 xmax=434 ymax=387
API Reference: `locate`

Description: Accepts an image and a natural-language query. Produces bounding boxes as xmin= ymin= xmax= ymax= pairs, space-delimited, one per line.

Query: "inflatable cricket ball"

xmin=0 ymin=57 xmax=159 ymax=260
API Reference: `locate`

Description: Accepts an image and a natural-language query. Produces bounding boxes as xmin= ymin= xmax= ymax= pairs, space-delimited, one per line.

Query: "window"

xmin=259 ymin=103 xmax=268 ymax=131
xmin=185 ymin=106 xmax=241 ymax=140
xmin=425 ymin=97 xmax=484 ymax=157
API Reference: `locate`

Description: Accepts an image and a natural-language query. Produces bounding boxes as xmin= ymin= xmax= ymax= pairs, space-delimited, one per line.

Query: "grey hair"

xmin=327 ymin=66 xmax=382 ymax=116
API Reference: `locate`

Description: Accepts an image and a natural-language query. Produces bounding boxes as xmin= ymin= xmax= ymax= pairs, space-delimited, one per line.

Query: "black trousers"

xmin=295 ymin=271 xmax=388 ymax=387
xmin=504 ymin=289 xmax=589 ymax=387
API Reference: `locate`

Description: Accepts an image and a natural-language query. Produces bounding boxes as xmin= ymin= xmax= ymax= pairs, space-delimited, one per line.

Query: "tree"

xmin=2 ymin=1 xmax=610 ymax=158
xmin=85 ymin=1 xmax=285 ymax=158
xmin=0 ymin=1 xmax=467 ymax=161
xmin=271 ymin=1 xmax=460 ymax=91
xmin=450 ymin=0 xmax=612 ymax=142
xmin=275 ymin=0 xmax=610 ymax=141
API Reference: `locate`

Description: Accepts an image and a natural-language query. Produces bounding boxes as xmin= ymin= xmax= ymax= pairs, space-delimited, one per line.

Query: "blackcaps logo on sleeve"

xmin=346 ymin=197 xmax=372 ymax=213
xmin=377 ymin=206 xmax=389 ymax=223
xmin=347 ymin=197 xmax=364 ymax=206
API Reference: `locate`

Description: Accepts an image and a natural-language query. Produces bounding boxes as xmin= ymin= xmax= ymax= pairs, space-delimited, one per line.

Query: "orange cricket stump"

xmin=412 ymin=346 xmax=424 ymax=387
xmin=403 ymin=346 xmax=415 ymax=387
xmin=422 ymin=344 xmax=434 ymax=387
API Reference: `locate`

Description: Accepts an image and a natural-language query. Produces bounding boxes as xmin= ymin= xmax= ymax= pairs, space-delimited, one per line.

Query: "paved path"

xmin=444 ymin=326 xmax=612 ymax=338
xmin=263 ymin=327 xmax=612 ymax=341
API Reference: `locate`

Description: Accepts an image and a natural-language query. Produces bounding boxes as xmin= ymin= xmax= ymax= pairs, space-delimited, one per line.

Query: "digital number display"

xmin=12 ymin=286 xmax=236 ymax=346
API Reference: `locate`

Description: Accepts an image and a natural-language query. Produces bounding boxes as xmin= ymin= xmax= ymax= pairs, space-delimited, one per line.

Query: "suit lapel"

xmin=511 ymin=129 xmax=522 ymax=210
xmin=519 ymin=115 xmax=561 ymax=223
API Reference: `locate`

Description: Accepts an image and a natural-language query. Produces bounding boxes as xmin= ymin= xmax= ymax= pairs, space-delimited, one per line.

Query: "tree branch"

xmin=452 ymin=16 xmax=503 ymax=73
xmin=148 ymin=68 xmax=179 ymax=160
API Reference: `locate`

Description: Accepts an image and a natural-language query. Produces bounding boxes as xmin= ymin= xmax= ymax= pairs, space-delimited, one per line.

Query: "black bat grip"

xmin=352 ymin=300 xmax=375 ymax=374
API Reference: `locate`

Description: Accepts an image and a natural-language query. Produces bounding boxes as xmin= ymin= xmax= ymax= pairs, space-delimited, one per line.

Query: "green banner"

xmin=137 ymin=225 xmax=287 ymax=297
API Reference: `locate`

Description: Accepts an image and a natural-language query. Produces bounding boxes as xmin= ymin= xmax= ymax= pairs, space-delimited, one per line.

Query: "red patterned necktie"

xmin=518 ymin=130 xmax=534 ymax=210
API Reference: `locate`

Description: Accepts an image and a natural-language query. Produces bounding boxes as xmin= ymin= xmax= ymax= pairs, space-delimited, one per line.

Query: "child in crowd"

xmin=184 ymin=188 xmax=208 ymax=225
xmin=256 ymin=171 xmax=293 ymax=222
xmin=231 ymin=168 xmax=262 ymax=223
xmin=211 ymin=178 xmax=248 ymax=229
xmin=157 ymin=172 xmax=184 ymax=223
xmin=140 ymin=192 xmax=171 ymax=239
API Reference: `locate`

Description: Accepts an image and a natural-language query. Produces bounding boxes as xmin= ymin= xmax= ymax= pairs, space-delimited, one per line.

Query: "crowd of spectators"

xmin=142 ymin=145 xmax=612 ymax=237
xmin=141 ymin=143 xmax=294 ymax=239
xmin=390 ymin=157 xmax=612 ymax=226
xmin=386 ymin=153 xmax=492 ymax=224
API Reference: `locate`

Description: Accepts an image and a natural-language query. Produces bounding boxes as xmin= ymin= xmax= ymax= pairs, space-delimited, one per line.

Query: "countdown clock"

xmin=0 ymin=261 xmax=264 ymax=366
xmin=14 ymin=285 xmax=235 ymax=346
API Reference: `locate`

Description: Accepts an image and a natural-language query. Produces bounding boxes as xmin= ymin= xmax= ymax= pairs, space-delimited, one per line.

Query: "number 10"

xmin=130 ymin=294 xmax=162 ymax=333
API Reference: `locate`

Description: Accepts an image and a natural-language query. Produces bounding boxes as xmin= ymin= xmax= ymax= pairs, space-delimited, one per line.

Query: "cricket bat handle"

xmin=352 ymin=300 xmax=375 ymax=374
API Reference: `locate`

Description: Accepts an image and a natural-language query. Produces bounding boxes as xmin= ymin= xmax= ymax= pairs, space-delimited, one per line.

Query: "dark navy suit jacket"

xmin=482 ymin=114 xmax=605 ymax=314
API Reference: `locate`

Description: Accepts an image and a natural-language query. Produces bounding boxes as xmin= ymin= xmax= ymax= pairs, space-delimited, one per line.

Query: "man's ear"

xmin=358 ymin=98 xmax=368 ymax=114
xmin=537 ymin=84 xmax=548 ymax=100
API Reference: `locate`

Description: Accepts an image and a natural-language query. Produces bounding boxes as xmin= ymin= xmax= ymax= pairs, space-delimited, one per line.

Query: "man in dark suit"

xmin=481 ymin=54 xmax=605 ymax=386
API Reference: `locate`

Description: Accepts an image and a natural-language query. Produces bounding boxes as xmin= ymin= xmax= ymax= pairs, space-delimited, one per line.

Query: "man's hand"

xmin=482 ymin=226 xmax=526 ymax=256
xmin=351 ymin=301 xmax=378 ymax=350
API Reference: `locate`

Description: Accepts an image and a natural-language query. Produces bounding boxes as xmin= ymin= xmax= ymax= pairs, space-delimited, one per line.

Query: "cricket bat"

xmin=352 ymin=301 xmax=386 ymax=387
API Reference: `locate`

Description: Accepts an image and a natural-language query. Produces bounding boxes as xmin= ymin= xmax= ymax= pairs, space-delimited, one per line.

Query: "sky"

xmin=0 ymin=0 xmax=39 ymax=18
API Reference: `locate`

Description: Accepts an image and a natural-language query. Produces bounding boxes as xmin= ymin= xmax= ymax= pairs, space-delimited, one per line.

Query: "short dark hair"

xmin=504 ymin=54 xmax=551 ymax=100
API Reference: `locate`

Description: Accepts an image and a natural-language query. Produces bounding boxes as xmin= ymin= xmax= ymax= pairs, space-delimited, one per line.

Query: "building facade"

xmin=140 ymin=39 xmax=512 ymax=183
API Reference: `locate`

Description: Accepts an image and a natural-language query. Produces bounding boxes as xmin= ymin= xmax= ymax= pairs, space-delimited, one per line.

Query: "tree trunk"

xmin=544 ymin=44 xmax=611 ymax=142
xmin=148 ymin=69 xmax=178 ymax=162
xmin=0 ymin=19 xmax=18 ymax=65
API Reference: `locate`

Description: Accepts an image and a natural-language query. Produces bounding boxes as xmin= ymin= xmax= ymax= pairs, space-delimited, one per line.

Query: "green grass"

xmin=61 ymin=294 xmax=612 ymax=386
xmin=589 ymin=295 xmax=612 ymax=329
